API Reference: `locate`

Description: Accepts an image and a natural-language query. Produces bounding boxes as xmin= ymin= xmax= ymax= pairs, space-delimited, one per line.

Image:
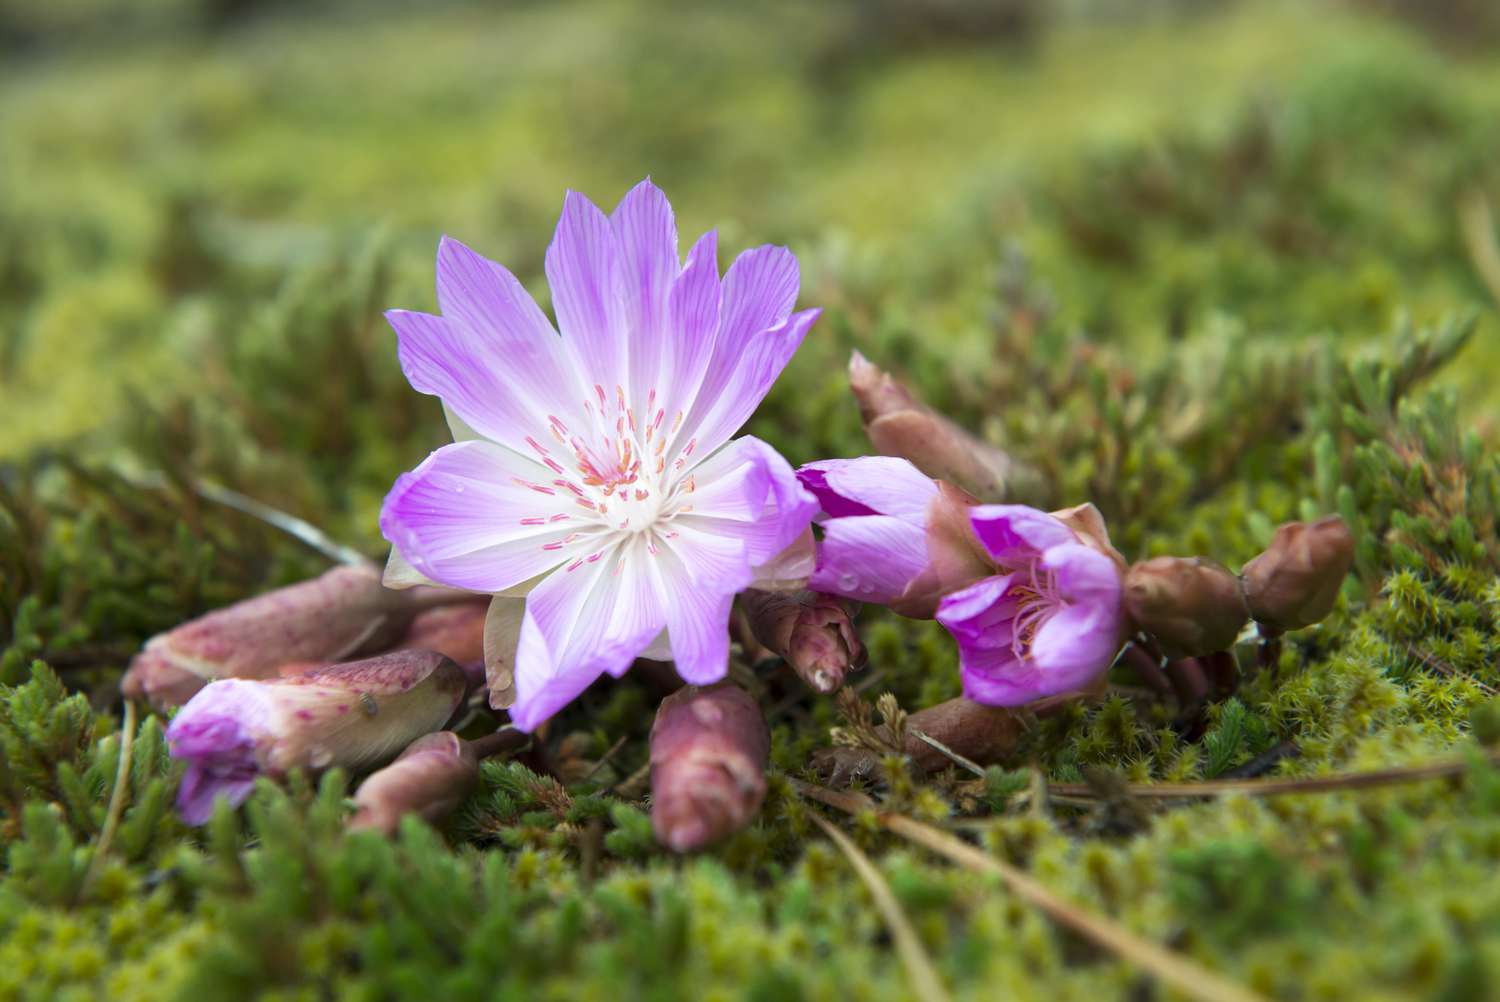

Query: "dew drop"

xmin=359 ymin=692 xmax=379 ymax=717
xmin=308 ymin=745 xmax=333 ymax=769
xmin=837 ymin=572 xmax=859 ymax=592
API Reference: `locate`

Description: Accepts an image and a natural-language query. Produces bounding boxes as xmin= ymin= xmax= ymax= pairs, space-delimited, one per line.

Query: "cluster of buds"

xmin=1120 ymin=516 xmax=1355 ymax=710
xmin=123 ymin=562 xmax=483 ymax=710
xmin=126 ymin=559 xmax=510 ymax=832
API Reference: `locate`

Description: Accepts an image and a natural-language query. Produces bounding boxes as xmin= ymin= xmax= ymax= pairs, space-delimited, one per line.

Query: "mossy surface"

xmin=4 ymin=2 xmax=1500 ymax=999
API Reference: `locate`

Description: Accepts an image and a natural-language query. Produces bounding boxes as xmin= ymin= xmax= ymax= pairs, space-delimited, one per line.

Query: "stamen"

xmin=513 ymin=478 xmax=557 ymax=496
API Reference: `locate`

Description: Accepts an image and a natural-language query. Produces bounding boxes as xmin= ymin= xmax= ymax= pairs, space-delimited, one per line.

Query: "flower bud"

xmin=650 ymin=683 xmax=769 ymax=853
xmin=739 ymin=590 xmax=866 ymax=693
xmin=122 ymin=563 xmax=470 ymax=710
xmin=167 ymin=649 xmax=468 ymax=824
xmin=348 ymin=731 xmax=479 ymax=835
xmin=1240 ymin=516 xmax=1355 ymax=632
xmin=849 ymin=351 xmax=1028 ymax=501
xmin=1124 ymin=557 xmax=1248 ymax=658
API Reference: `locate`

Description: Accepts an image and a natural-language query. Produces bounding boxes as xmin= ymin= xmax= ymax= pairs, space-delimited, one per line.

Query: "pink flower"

xmin=937 ymin=505 xmax=1125 ymax=704
xmin=798 ymin=457 xmax=1125 ymax=704
xmin=379 ymin=180 xmax=820 ymax=730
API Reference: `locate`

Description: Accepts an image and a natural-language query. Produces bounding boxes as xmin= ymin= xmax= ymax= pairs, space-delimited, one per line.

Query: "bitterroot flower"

xmin=380 ymin=180 xmax=820 ymax=730
xmin=740 ymin=589 xmax=865 ymax=693
xmin=1239 ymin=516 xmax=1355 ymax=633
xmin=937 ymin=504 xmax=1126 ymax=705
xmin=800 ymin=457 xmax=1126 ymax=705
xmin=649 ymin=682 xmax=769 ymax=853
xmin=167 ymin=650 xmax=468 ymax=824
xmin=122 ymin=563 xmax=467 ymax=710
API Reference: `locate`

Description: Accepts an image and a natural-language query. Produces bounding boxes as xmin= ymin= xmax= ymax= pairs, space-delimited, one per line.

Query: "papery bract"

xmin=379 ymin=180 xmax=820 ymax=730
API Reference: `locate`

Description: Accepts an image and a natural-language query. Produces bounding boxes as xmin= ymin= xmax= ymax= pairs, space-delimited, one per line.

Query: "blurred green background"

xmin=3 ymin=0 xmax=1497 ymax=465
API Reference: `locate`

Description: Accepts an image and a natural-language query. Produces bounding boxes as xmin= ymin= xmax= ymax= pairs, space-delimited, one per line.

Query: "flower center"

xmin=1007 ymin=557 xmax=1063 ymax=660
xmin=517 ymin=383 xmax=701 ymax=568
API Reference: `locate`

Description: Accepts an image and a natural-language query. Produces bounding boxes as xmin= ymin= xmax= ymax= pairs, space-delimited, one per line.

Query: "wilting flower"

xmin=122 ymin=563 xmax=467 ymax=710
xmin=649 ymin=682 xmax=769 ymax=853
xmin=1240 ymin=516 xmax=1355 ymax=633
xmin=167 ymin=650 xmax=468 ymax=824
xmin=799 ymin=456 xmax=1125 ymax=705
xmin=380 ymin=180 xmax=819 ymax=730
xmin=347 ymin=729 xmax=526 ymax=835
xmin=739 ymin=589 xmax=865 ymax=693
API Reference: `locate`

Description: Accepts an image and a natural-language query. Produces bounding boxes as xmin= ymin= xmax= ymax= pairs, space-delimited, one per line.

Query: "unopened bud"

xmin=849 ymin=351 xmax=1034 ymax=501
xmin=1240 ymin=516 xmax=1355 ymax=632
xmin=740 ymin=590 xmax=865 ymax=693
xmin=123 ymin=563 xmax=469 ymax=709
xmin=650 ymin=683 xmax=769 ymax=853
xmin=1124 ymin=557 xmax=1248 ymax=658
xmin=167 ymin=649 xmax=468 ymax=824
xmin=348 ymin=731 xmax=479 ymax=835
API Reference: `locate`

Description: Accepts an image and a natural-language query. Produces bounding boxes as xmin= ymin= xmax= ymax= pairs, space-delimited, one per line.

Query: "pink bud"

xmin=849 ymin=350 xmax=1029 ymax=501
xmin=123 ymin=564 xmax=471 ymax=709
xmin=1240 ymin=516 xmax=1355 ymax=632
xmin=740 ymin=590 xmax=866 ymax=693
xmin=167 ymin=649 xmax=468 ymax=824
xmin=650 ymin=683 xmax=769 ymax=853
xmin=1124 ymin=557 xmax=1248 ymax=658
xmin=348 ymin=731 xmax=479 ymax=836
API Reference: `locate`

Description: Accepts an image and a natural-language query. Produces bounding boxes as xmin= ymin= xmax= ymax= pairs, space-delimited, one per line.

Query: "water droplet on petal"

xmin=837 ymin=572 xmax=859 ymax=592
xmin=308 ymin=745 xmax=333 ymax=769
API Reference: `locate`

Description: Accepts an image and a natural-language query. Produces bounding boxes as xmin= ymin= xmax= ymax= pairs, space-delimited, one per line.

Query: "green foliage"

xmin=4 ymin=1 xmax=1500 ymax=999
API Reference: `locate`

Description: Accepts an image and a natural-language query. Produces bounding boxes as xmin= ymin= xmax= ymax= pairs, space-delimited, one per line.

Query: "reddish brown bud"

xmin=348 ymin=731 xmax=479 ymax=836
xmin=122 ymin=564 xmax=470 ymax=710
xmin=740 ymin=590 xmax=866 ymax=693
xmin=849 ymin=351 xmax=1034 ymax=501
xmin=650 ymin=683 xmax=769 ymax=853
xmin=1124 ymin=557 xmax=1249 ymax=658
xmin=1240 ymin=516 xmax=1355 ymax=632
